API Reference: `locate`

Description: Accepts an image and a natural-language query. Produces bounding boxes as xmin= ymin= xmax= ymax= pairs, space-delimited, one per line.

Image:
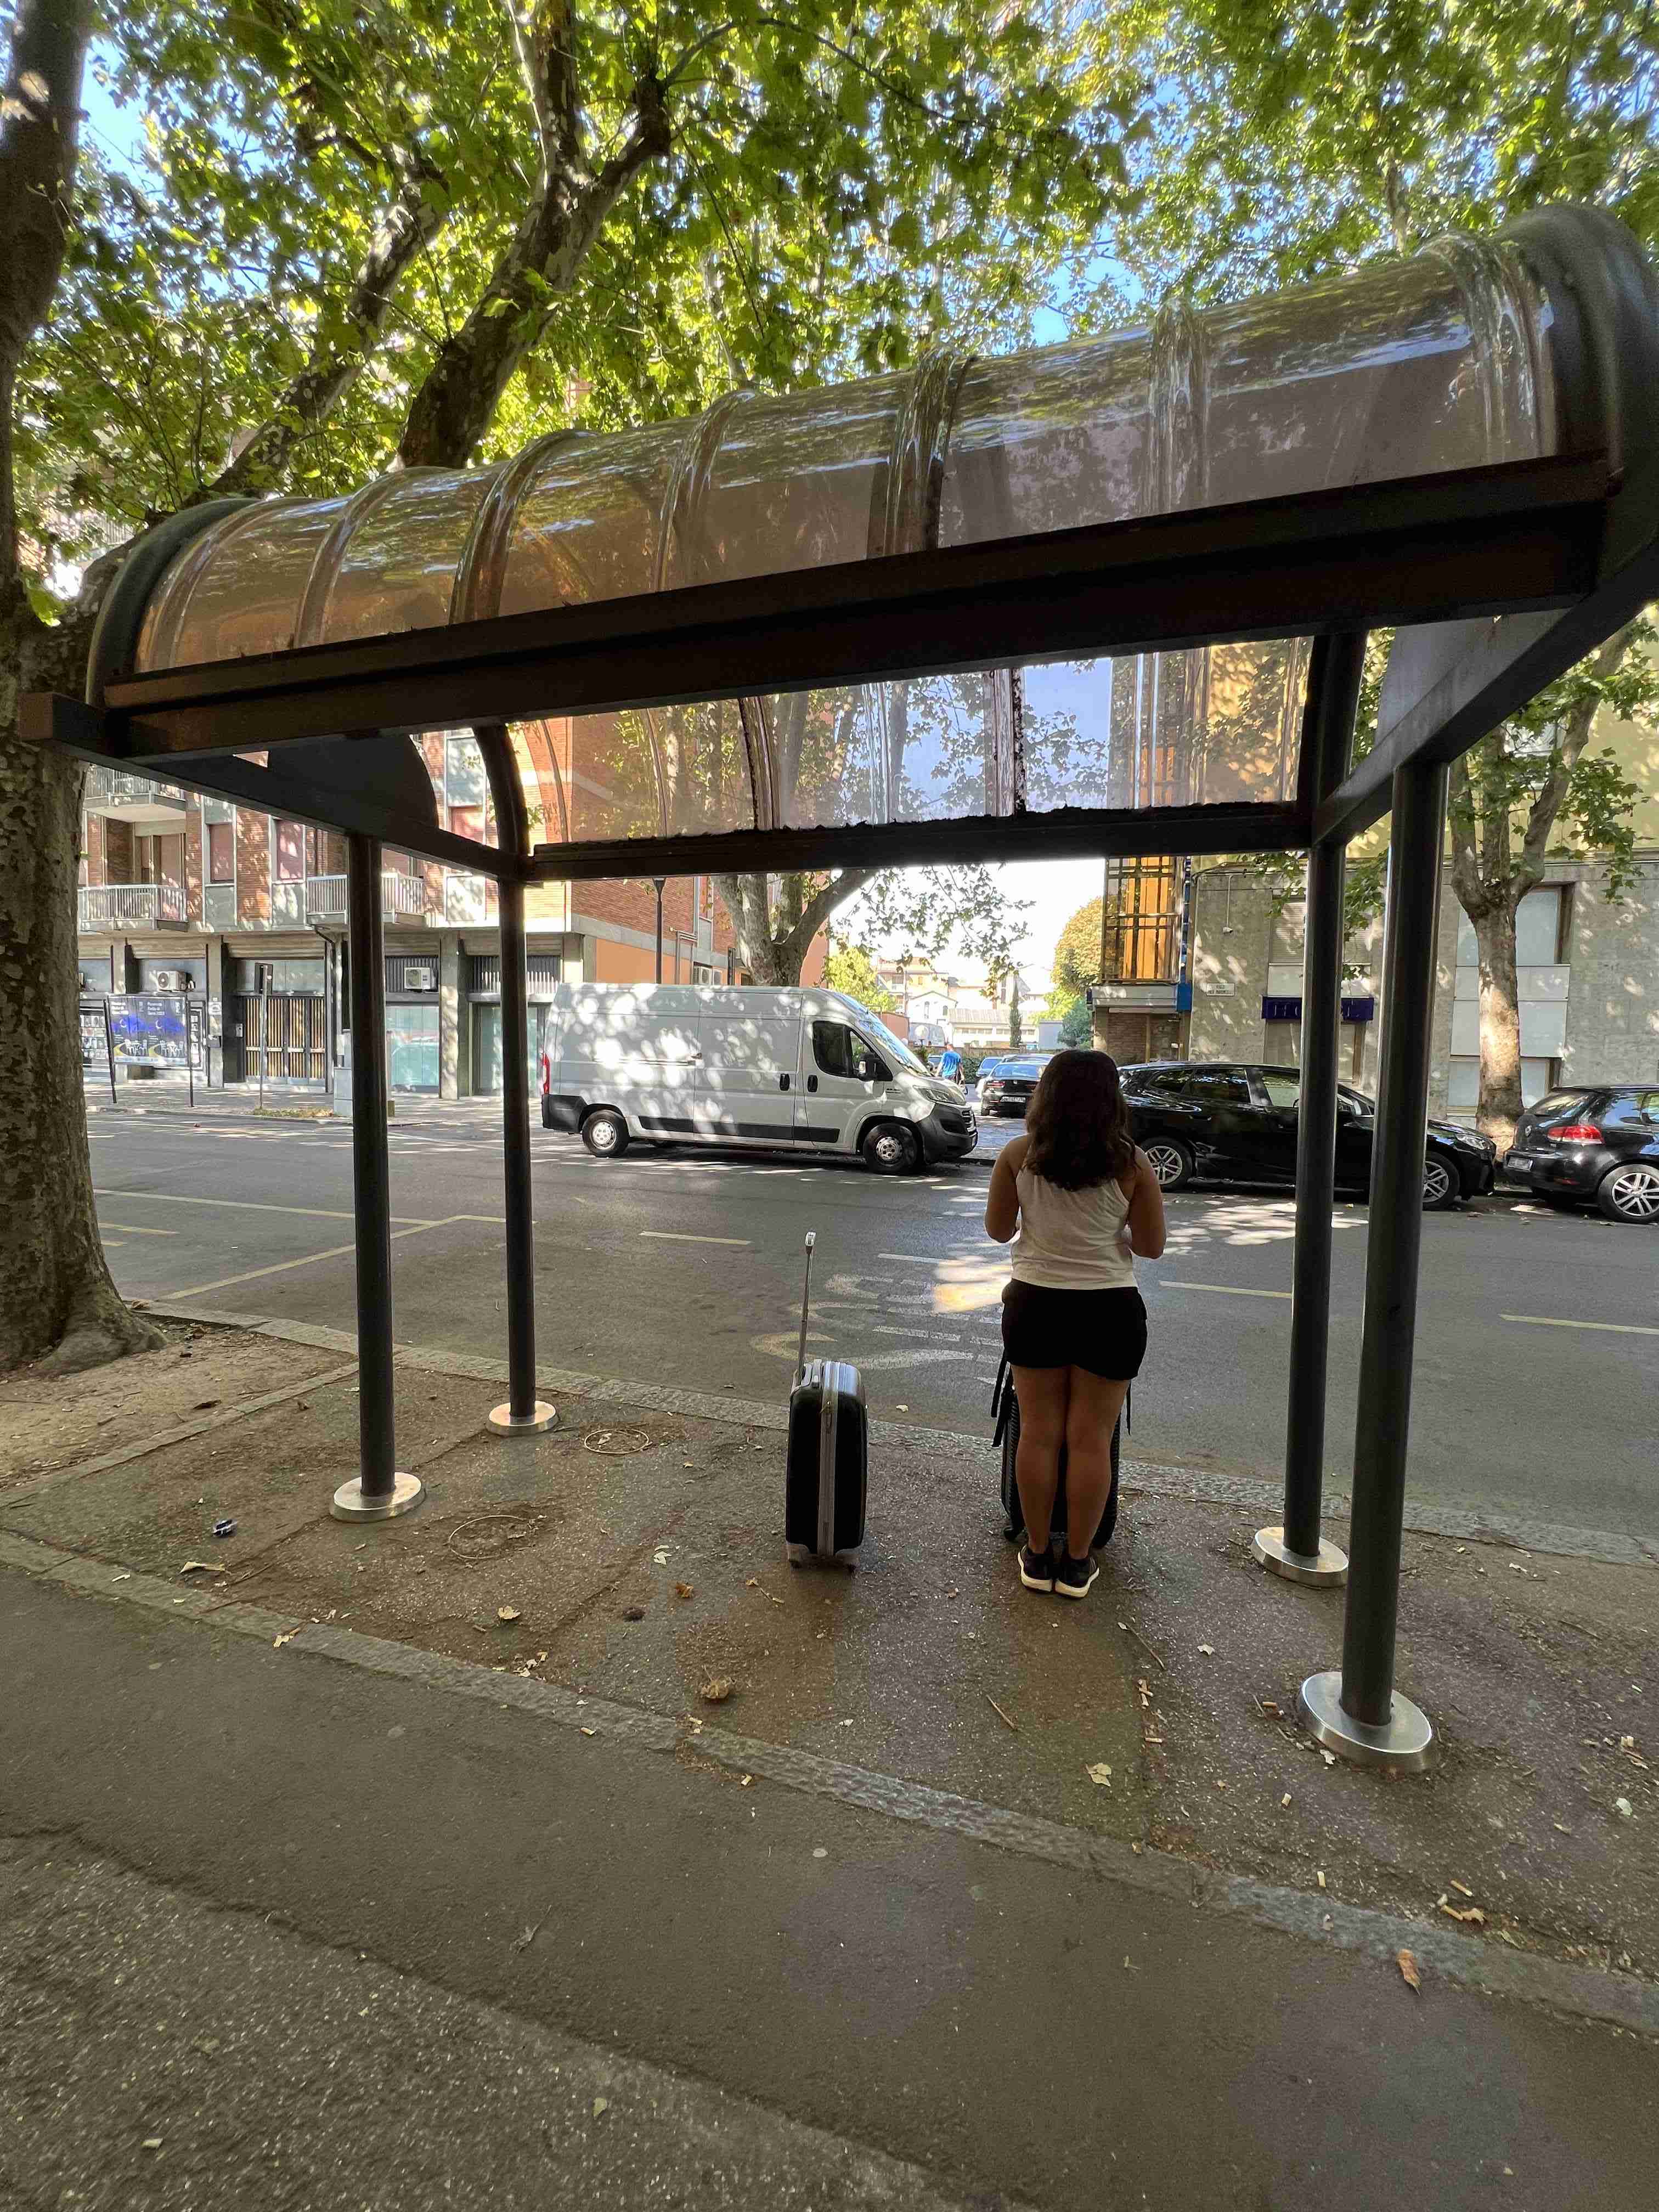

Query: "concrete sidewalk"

xmin=3 ymin=1314 xmax=1655 ymax=2208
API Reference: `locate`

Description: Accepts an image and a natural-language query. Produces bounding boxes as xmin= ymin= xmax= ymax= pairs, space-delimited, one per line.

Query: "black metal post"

xmin=493 ymin=868 xmax=552 ymax=1429
xmin=101 ymin=997 xmax=117 ymax=1105
xmin=653 ymin=877 xmax=665 ymax=982
xmin=330 ymin=831 xmax=423 ymax=1520
xmin=477 ymin=724 xmax=556 ymax=1436
xmin=1299 ymin=754 xmax=1447 ymax=1767
xmin=1257 ymin=631 xmax=1365 ymax=1586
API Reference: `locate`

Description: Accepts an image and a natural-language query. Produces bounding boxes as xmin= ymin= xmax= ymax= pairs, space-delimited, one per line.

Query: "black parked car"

xmin=1118 ymin=1061 xmax=1498 ymax=1209
xmin=977 ymin=1056 xmax=1054 ymax=1117
xmin=1502 ymin=1086 xmax=1659 ymax=1224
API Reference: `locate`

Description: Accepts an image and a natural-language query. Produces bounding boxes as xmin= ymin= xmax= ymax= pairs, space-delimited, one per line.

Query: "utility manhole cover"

xmin=582 ymin=1426 xmax=655 ymax=1455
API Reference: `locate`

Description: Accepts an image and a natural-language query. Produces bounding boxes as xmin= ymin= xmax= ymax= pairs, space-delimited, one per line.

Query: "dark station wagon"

xmin=1503 ymin=1087 xmax=1659 ymax=1224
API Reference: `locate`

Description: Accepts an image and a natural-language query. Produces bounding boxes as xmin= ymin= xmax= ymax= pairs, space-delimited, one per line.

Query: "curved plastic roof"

xmin=119 ymin=226 xmax=1575 ymax=857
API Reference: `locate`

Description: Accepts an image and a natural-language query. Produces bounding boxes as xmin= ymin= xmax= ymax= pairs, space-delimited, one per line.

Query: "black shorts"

xmin=1001 ymin=1280 xmax=1147 ymax=1381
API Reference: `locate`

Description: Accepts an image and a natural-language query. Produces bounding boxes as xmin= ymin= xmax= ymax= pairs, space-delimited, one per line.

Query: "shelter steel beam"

xmin=1255 ymin=632 xmax=1367 ymax=1588
xmin=1299 ymin=756 xmax=1450 ymax=1769
xmin=478 ymin=725 xmax=556 ymax=1437
xmin=330 ymin=833 xmax=424 ymax=1522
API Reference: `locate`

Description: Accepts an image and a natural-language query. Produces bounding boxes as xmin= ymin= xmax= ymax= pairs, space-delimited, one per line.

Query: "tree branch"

xmin=1517 ymin=624 xmax=1638 ymax=887
xmin=508 ymin=0 xmax=580 ymax=176
xmin=200 ymin=144 xmax=449 ymax=502
xmin=1 ymin=0 xmax=92 ymax=596
xmin=781 ymin=867 xmax=874 ymax=970
xmin=397 ymin=71 xmax=669 ymax=469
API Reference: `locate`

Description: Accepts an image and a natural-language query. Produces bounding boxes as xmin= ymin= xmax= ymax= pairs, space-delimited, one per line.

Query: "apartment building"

xmin=76 ymin=731 xmax=744 ymax=1099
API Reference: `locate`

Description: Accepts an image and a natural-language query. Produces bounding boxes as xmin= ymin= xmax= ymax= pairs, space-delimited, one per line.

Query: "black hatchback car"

xmin=977 ymin=1056 xmax=1054 ymax=1118
xmin=1503 ymin=1086 xmax=1659 ymax=1224
xmin=1119 ymin=1062 xmax=1498 ymax=1209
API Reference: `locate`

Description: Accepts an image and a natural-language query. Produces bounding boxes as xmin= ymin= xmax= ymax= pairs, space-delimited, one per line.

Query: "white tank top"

xmin=1012 ymin=1164 xmax=1137 ymax=1290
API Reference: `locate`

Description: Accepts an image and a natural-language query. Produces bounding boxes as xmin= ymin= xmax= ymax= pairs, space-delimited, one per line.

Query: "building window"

xmin=208 ymin=823 xmax=233 ymax=883
xmin=1101 ymin=857 xmax=1181 ymax=983
xmin=275 ymin=819 xmax=305 ymax=881
xmin=449 ymin=803 xmax=486 ymax=842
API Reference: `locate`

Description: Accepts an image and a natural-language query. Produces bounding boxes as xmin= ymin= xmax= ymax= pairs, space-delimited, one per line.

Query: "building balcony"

xmin=83 ymin=766 xmax=189 ymax=824
xmin=300 ymin=871 xmax=435 ymax=924
xmin=78 ymin=883 xmax=188 ymax=931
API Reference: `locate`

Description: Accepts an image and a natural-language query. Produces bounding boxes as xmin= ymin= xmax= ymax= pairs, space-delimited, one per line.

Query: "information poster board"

xmin=106 ymin=993 xmax=190 ymax=1069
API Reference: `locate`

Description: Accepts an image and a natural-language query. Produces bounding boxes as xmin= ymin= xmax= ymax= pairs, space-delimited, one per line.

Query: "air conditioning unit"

xmin=404 ymin=966 xmax=437 ymax=992
xmin=150 ymin=968 xmax=189 ymax=992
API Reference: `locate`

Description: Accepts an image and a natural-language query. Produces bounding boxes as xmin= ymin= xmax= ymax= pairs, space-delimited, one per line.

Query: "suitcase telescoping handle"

xmin=797 ymin=1231 xmax=816 ymax=1382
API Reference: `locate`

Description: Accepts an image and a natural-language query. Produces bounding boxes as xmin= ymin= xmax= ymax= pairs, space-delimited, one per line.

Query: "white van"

xmin=538 ymin=984 xmax=977 ymax=1173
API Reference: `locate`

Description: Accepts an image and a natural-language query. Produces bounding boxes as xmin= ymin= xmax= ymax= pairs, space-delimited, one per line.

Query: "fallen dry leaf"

xmin=273 ymin=1629 xmax=298 ymax=1649
xmin=674 ymin=1582 xmax=695 ymax=1600
xmin=745 ymin=1577 xmax=759 ymax=1588
xmin=496 ymin=1606 xmax=521 ymax=1623
xmin=178 ymin=1561 xmax=224 ymax=1577
xmin=1321 ymin=1750 xmax=1337 ymax=1767
xmin=1396 ymin=1949 xmax=1421 ymax=1993
xmin=591 ymin=2097 xmax=608 ymax=2119
xmin=1198 ymin=1643 xmax=1214 ymax=1656
xmin=1086 ymin=1762 xmax=1113 ymax=1787
xmin=701 ymin=1677 xmax=733 ymax=1704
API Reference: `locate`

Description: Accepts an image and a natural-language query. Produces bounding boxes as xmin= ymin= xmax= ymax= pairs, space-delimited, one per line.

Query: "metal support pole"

xmin=488 ymin=864 xmax=555 ymax=1434
xmin=332 ymin=831 xmax=423 ymax=1521
xmin=653 ymin=876 xmax=665 ymax=983
xmin=1256 ymin=632 xmax=1365 ymax=1588
xmin=1299 ymin=754 xmax=1448 ymax=1769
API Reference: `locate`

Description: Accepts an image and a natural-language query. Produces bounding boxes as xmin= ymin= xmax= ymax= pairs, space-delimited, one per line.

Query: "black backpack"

xmin=991 ymin=1353 xmax=1127 ymax=1552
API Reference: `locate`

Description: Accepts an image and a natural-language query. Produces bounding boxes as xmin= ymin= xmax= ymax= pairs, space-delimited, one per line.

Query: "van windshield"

xmin=856 ymin=1013 xmax=929 ymax=1076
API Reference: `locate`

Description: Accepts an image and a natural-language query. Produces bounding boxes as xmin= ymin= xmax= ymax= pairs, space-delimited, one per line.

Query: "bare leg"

xmin=1063 ymin=1369 xmax=1130 ymax=1558
xmin=1012 ymin=1365 xmax=1070 ymax=1554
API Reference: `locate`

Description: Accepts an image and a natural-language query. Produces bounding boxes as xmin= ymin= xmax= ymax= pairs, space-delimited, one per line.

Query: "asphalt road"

xmin=87 ymin=1108 xmax=1658 ymax=1542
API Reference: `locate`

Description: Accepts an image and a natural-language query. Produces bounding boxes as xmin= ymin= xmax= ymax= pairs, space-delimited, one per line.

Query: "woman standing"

xmin=984 ymin=1051 xmax=1166 ymax=1599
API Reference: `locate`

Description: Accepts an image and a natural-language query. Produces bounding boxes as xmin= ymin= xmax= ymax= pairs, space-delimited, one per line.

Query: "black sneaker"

xmin=1054 ymin=1550 xmax=1099 ymax=1600
xmin=1018 ymin=1541 xmax=1056 ymax=1592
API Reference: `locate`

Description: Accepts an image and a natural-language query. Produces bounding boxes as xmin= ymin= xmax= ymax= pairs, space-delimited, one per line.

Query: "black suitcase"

xmin=785 ymin=1232 xmax=868 ymax=1567
xmin=992 ymin=1352 xmax=1126 ymax=1552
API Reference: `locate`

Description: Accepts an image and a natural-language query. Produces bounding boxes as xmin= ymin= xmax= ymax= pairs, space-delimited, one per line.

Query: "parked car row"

xmin=1117 ymin=1062 xmax=1497 ymax=1209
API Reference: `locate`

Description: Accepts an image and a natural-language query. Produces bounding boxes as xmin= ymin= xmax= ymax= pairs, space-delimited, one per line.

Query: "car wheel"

xmin=1421 ymin=1155 xmax=1459 ymax=1210
xmin=1143 ymin=1137 xmax=1193 ymax=1191
xmin=581 ymin=1107 xmax=629 ymax=1158
xmin=862 ymin=1120 xmax=921 ymax=1175
xmin=1596 ymin=1162 xmax=1659 ymax=1224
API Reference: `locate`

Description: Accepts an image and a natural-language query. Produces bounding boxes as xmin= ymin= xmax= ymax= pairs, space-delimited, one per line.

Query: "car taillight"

xmin=1552 ymin=1123 xmax=1601 ymax=1143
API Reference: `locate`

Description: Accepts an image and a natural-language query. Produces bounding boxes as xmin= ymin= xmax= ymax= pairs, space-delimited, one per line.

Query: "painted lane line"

xmin=97 ymin=1222 xmax=180 ymax=1236
xmin=1502 ymin=1313 xmax=1659 ymax=1338
xmin=95 ymin=1188 xmax=434 ymax=1226
xmin=163 ymin=1222 xmax=447 ymax=1300
xmin=1159 ymin=1279 xmax=1293 ymax=1300
xmin=639 ymin=1231 xmax=752 ymax=1247
xmin=100 ymin=1239 xmax=126 ymax=1248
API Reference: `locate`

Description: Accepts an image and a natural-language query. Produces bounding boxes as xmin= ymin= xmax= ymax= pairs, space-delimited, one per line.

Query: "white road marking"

xmin=639 ymin=1231 xmax=752 ymax=1246
xmin=1502 ymin=1313 xmax=1659 ymax=1338
xmin=100 ymin=1239 xmax=126 ymax=1248
xmin=94 ymin=1188 xmax=433 ymax=1226
xmin=1159 ymin=1279 xmax=1293 ymax=1300
xmin=163 ymin=1222 xmax=447 ymax=1300
xmin=97 ymin=1222 xmax=179 ymax=1236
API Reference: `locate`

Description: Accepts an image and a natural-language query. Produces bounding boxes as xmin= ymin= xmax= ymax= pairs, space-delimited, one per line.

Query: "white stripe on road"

xmin=163 ymin=1221 xmax=447 ymax=1300
xmin=639 ymin=1231 xmax=752 ymax=1246
xmin=97 ymin=1222 xmax=179 ymax=1236
xmin=1159 ymin=1280 xmax=1292 ymax=1300
xmin=95 ymin=1189 xmax=433 ymax=1225
xmin=1502 ymin=1313 xmax=1659 ymax=1338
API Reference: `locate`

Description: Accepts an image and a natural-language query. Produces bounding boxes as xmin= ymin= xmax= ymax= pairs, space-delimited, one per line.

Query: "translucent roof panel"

xmin=129 ymin=225 xmax=1567 ymax=852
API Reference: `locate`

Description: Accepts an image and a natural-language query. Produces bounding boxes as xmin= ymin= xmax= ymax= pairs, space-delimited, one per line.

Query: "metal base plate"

xmin=487 ymin=1400 xmax=558 ymax=1436
xmin=330 ymin=1472 xmax=425 ymax=1522
xmin=1297 ymin=1668 xmax=1435 ymax=1771
xmin=1253 ymin=1526 xmax=1348 ymax=1586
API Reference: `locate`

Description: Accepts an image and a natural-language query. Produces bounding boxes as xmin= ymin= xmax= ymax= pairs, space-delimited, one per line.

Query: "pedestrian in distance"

xmin=983 ymin=1050 xmax=1165 ymax=1599
xmin=938 ymin=1043 xmax=962 ymax=1081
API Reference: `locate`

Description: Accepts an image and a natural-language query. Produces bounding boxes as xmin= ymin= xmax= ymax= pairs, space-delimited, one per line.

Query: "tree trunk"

xmin=1471 ymin=901 xmax=1524 ymax=1153
xmin=0 ymin=601 xmax=162 ymax=1370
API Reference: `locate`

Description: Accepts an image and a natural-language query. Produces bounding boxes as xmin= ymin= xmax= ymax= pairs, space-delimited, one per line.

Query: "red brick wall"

xmin=236 ymin=811 xmax=270 ymax=924
xmin=84 ymin=815 xmax=104 ymax=887
xmin=103 ymin=820 xmax=133 ymax=883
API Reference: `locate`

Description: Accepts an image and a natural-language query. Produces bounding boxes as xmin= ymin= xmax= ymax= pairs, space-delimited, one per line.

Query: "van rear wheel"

xmin=862 ymin=1121 xmax=920 ymax=1175
xmin=582 ymin=1107 xmax=629 ymax=1158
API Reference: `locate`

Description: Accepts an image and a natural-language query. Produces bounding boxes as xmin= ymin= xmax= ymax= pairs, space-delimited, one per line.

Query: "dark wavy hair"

xmin=1023 ymin=1049 xmax=1136 ymax=1190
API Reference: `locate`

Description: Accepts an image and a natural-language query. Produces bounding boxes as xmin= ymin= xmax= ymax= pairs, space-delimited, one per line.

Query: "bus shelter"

xmin=27 ymin=203 xmax=1659 ymax=1771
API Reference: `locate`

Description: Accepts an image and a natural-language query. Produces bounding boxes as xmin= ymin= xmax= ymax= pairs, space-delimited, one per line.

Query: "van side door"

xmin=697 ymin=1008 xmax=804 ymax=1146
xmin=799 ymin=1017 xmax=890 ymax=1150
